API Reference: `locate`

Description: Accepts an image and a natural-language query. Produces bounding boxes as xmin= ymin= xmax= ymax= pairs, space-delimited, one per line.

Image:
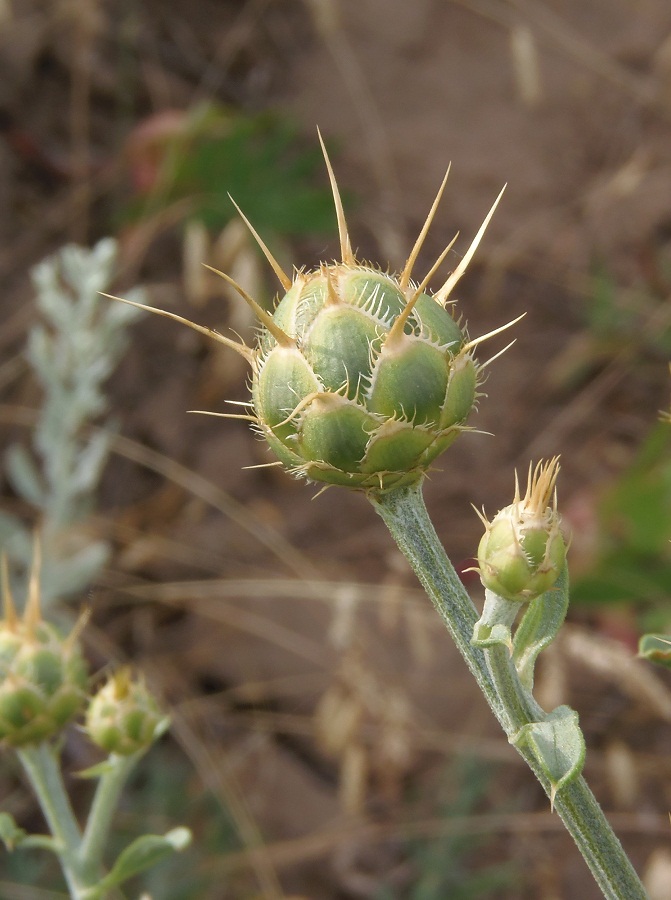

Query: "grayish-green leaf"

xmin=5 ymin=444 xmax=46 ymax=505
xmin=514 ymin=705 xmax=585 ymax=804
xmin=95 ymin=828 xmax=192 ymax=892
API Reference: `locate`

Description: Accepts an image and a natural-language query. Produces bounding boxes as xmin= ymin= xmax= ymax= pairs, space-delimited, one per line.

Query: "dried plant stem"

xmin=371 ymin=483 xmax=647 ymax=900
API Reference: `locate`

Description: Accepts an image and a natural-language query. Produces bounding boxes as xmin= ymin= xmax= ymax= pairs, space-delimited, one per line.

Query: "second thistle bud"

xmin=477 ymin=458 xmax=567 ymax=602
xmin=85 ymin=668 xmax=167 ymax=756
xmin=0 ymin=555 xmax=88 ymax=747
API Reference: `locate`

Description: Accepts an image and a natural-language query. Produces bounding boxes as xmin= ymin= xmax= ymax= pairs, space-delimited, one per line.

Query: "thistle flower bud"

xmin=0 ymin=552 xmax=88 ymax=747
xmin=85 ymin=668 xmax=167 ymax=756
xmin=110 ymin=133 xmax=519 ymax=494
xmin=476 ymin=458 xmax=567 ymax=602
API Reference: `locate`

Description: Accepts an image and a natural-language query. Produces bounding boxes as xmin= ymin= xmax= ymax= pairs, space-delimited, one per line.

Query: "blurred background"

xmin=1 ymin=0 xmax=671 ymax=897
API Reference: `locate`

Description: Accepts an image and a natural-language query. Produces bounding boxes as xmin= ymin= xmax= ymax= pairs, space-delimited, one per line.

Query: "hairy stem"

xmin=80 ymin=751 xmax=141 ymax=874
xmin=371 ymin=482 xmax=647 ymax=900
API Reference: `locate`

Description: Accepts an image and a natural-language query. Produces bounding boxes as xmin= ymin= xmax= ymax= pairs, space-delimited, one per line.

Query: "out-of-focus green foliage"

xmin=376 ymin=759 xmax=519 ymax=900
xmin=571 ymin=422 xmax=671 ymax=612
xmin=126 ymin=104 xmax=338 ymax=239
xmin=549 ymin=262 xmax=671 ymax=393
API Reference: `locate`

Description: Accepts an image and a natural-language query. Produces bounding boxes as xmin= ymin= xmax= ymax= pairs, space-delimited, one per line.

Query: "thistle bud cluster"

xmin=110 ymin=133 xmax=518 ymax=494
xmin=476 ymin=458 xmax=567 ymax=603
xmin=0 ymin=555 xmax=87 ymax=747
xmin=0 ymin=549 xmax=166 ymax=755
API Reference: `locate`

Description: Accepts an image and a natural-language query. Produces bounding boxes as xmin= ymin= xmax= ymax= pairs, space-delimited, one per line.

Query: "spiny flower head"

xmin=110 ymin=132 xmax=519 ymax=494
xmin=476 ymin=458 xmax=567 ymax=602
xmin=85 ymin=667 xmax=168 ymax=756
xmin=0 ymin=548 xmax=88 ymax=747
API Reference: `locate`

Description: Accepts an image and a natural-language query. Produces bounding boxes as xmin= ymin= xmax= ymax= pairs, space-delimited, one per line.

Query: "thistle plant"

xmin=0 ymin=544 xmax=190 ymax=899
xmin=112 ymin=134 xmax=648 ymax=899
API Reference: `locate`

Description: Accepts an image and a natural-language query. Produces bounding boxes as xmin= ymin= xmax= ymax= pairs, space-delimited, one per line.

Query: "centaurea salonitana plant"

xmin=111 ymin=135 xmax=648 ymax=899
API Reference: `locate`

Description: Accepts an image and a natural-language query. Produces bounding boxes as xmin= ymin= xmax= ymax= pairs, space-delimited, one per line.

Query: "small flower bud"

xmin=85 ymin=668 xmax=167 ymax=756
xmin=0 ymin=553 xmax=88 ymax=747
xmin=476 ymin=458 xmax=567 ymax=602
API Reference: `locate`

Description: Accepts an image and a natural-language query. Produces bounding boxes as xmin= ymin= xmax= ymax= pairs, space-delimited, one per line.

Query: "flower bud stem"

xmin=16 ymin=742 xmax=143 ymax=899
xmin=16 ymin=743 xmax=94 ymax=898
xmin=80 ymin=751 xmax=143 ymax=872
xmin=372 ymin=483 xmax=647 ymax=900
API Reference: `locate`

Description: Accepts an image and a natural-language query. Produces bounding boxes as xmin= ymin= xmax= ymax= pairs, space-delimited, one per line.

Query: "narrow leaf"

xmin=513 ymin=564 xmax=569 ymax=690
xmin=5 ymin=445 xmax=46 ymax=505
xmin=0 ymin=812 xmax=27 ymax=851
xmin=97 ymin=828 xmax=192 ymax=891
xmin=638 ymin=633 xmax=671 ymax=669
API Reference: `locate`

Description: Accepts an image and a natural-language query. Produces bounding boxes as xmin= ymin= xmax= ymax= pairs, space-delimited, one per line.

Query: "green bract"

xmin=0 ymin=559 xmax=88 ymax=747
xmin=477 ymin=458 xmax=567 ymax=603
xmin=113 ymin=134 xmax=515 ymax=494
xmin=252 ymin=264 xmax=478 ymax=491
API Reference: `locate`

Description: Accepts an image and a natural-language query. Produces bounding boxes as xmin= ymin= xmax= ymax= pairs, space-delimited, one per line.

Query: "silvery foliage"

xmin=0 ymin=238 xmax=145 ymax=605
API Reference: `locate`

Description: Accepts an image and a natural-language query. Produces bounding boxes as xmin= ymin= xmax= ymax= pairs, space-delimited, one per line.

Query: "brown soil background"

xmin=2 ymin=1 xmax=671 ymax=898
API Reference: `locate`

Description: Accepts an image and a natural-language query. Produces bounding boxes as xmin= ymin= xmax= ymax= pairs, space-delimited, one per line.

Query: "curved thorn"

xmin=417 ymin=232 xmax=460 ymax=298
xmin=407 ymin=232 xmax=460 ymax=306
xmin=324 ymin=265 xmax=340 ymax=306
xmin=228 ymin=195 xmax=292 ymax=290
xmin=242 ymin=461 xmax=285 ymax=470
xmin=434 ymin=184 xmax=506 ymax=305
xmin=317 ymin=127 xmax=354 ymax=264
xmin=387 ymin=233 xmax=460 ymax=347
xmin=1 ymin=555 xmax=18 ymax=630
xmin=203 ymin=266 xmax=295 ymax=348
xmin=24 ymin=535 xmax=42 ymax=636
xmin=187 ymin=409 xmax=259 ymax=422
xmin=272 ymin=391 xmax=324 ymax=429
xmin=399 ymin=165 xmax=451 ymax=291
xmin=462 ymin=313 xmax=526 ymax=353
xmin=100 ymin=293 xmax=254 ymax=362
xmin=65 ymin=607 xmax=91 ymax=655
xmin=478 ymin=338 xmax=517 ymax=370
xmin=471 ymin=503 xmax=490 ymax=529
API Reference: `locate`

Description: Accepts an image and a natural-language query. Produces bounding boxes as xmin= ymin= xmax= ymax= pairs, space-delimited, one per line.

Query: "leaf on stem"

xmin=513 ymin=705 xmax=586 ymax=809
xmin=91 ymin=827 xmax=192 ymax=893
xmin=512 ymin=565 xmax=569 ymax=690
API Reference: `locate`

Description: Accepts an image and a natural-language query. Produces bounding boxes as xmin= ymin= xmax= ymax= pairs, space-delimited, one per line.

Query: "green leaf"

xmin=638 ymin=633 xmax=671 ymax=669
xmin=95 ymin=827 xmax=192 ymax=892
xmin=0 ymin=813 xmax=27 ymax=851
xmin=514 ymin=706 xmax=586 ymax=807
xmin=513 ymin=564 xmax=569 ymax=690
xmin=75 ymin=760 xmax=117 ymax=779
xmin=0 ymin=813 xmax=58 ymax=853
